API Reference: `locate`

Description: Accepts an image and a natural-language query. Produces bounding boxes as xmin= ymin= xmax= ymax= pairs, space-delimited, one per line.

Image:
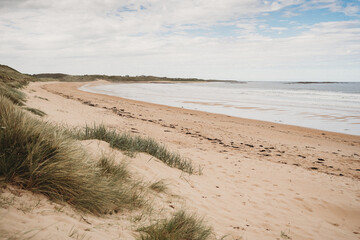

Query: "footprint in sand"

xmin=294 ymin=197 xmax=304 ymax=201
xmin=302 ymin=204 xmax=313 ymax=212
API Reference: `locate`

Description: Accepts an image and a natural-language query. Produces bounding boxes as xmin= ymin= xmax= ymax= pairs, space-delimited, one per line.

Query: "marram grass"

xmin=149 ymin=180 xmax=167 ymax=193
xmin=0 ymin=96 xmax=143 ymax=214
xmin=0 ymin=65 xmax=214 ymax=238
xmin=137 ymin=210 xmax=213 ymax=240
xmin=73 ymin=124 xmax=196 ymax=174
xmin=23 ymin=106 xmax=46 ymax=117
xmin=0 ymin=82 xmax=26 ymax=106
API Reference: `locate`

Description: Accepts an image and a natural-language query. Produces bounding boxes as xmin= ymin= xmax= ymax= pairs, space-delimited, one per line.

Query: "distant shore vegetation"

xmin=32 ymin=72 xmax=236 ymax=83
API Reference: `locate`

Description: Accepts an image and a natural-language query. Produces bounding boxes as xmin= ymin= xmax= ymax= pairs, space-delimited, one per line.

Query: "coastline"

xmin=79 ymin=81 xmax=360 ymax=136
xmin=17 ymin=80 xmax=360 ymax=239
xmin=38 ymin=80 xmax=360 ymax=178
xmin=78 ymin=81 xmax=359 ymax=138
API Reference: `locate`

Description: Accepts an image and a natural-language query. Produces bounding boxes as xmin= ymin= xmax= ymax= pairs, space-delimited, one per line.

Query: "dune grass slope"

xmin=73 ymin=124 xmax=196 ymax=174
xmin=0 ymin=96 xmax=143 ymax=214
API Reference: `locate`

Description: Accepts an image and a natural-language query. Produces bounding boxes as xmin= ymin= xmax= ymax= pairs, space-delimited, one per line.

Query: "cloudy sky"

xmin=1 ymin=0 xmax=359 ymax=81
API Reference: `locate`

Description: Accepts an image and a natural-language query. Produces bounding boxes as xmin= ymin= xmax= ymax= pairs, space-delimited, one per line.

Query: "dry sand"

xmin=1 ymin=80 xmax=359 ymax=240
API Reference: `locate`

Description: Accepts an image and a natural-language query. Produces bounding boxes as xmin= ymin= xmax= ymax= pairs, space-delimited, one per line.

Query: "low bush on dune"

xmin=137 ymin=210 xmax=212 ymax=240
xmin=73 ymin=124 xmax=196 ymax=174
xmin=0 ymin=96 xmax=143 ymax=214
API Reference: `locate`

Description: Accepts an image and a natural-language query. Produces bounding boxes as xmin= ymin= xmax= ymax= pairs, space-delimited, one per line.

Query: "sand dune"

xmin=1 ymin=80 xmax=359 ymax=240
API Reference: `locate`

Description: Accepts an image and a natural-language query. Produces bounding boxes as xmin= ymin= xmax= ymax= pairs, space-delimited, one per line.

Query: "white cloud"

xmin=303 ymin=0 xmax=360 ymax=16
xmin=343 ymin=3 xmax=360 ymax=16
xmin=0 ymin=0 xmax=359 ymax=81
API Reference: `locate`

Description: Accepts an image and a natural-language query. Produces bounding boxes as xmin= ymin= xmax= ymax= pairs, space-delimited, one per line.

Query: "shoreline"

xmin=19 ymin=80 xmax=360 ymax=239
xmin=38 ymin=80 xmax=360 ymax=179
xmin=79 ymin=80 xmax=360 ymax=137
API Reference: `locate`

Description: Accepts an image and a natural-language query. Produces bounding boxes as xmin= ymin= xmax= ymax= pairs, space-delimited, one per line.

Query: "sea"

xmin=79 ymin=81 xmax=360 ymax=136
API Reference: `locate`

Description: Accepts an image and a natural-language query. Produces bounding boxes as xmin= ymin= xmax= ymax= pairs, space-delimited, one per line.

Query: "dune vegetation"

xmin=0 ymin=64 xmax=212 ymax=239
xmin=138 ymin=210 xmax=212 ymax=240
xmin=72 ymin=124 xmax=196 ymax=174
xmin=0 ymin=96 xmax=144 ymax=214
xmin=32 ymin=72 xmax=212 ymax=83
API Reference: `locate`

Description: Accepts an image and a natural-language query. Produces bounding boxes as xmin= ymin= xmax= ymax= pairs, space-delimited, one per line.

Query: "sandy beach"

xmin=2 ymin=80 xmax=359 ymax=240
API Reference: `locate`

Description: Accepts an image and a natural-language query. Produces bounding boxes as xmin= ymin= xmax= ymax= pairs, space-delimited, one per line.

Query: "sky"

xmin=0 ymin=0 xmax=360 ymax=81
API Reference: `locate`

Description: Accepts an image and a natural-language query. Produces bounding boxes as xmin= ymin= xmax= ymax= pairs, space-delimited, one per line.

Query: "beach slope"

xmin=2 ymin=80 xmax=359 ymax=240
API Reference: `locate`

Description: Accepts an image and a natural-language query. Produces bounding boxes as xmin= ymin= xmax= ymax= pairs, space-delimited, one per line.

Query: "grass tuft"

xmin=149 ymin=180 xmax=167 ymax=193
xmin=23 ymin=107 xmax=46 ymax=117
xmin=137 ymin=210 xmax=212 ymax=240
xmin=73 ymin=125 xmax=195 ymax=174
xmin=0 ymin=64 xmax=34 ymax=106
xmin=0 ymin=96 xmax=143 ymax=214
xmin=0 ymin=65 xmax=215 ymax=237
xmin=96 ymin=155 xmax=129 ymax=182
xmin=0 ymin=82 xmax=26 ymax=106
